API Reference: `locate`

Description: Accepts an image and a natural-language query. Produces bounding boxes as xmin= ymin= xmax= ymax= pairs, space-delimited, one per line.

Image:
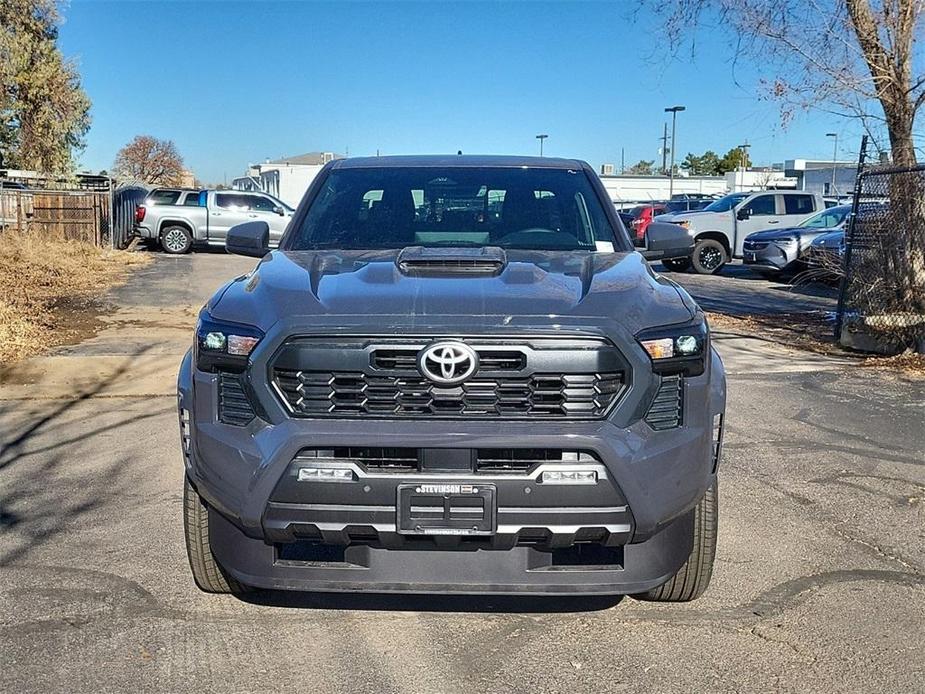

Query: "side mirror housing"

xmin=273 ymin=205 xmax=285 ymax=216
xmin=641 ymin=221 xmax=694 ymax=260
xmin=736 ymin=207 xmax=751 ymax=221
xmin=226 ymin=221 xmax=270 ymax=257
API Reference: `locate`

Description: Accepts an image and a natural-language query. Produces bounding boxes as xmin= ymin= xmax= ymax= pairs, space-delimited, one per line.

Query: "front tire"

xmin=161 ymin=225 xmax=193 ymax=254
xmin=661 ymin=257 xmax=691 ymax=272
xmin=691 ymin=238 xmax=728 ymax=274
xmin=634 ymin=481 xmax=718 ymax=602
xmin=184 ymin=476 xmax=249 ymax=594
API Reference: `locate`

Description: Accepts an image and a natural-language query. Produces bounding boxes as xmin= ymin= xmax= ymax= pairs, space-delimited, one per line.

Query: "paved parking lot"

xmin=657 ymin=261 xmax=838 ymax=316
xmin=1 ymin=253 xmax=923 ymax=693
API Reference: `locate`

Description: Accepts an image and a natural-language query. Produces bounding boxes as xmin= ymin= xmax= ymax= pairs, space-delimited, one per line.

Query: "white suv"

xmin=657 ymin=190 xmax=825 ymax=274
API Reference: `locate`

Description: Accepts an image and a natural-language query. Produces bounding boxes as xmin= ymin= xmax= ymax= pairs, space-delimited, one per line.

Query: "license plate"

xmin=745 ymin=252 xmax=756 ymax=261
xmin=397 ymin=483 xmax=496 ymax=535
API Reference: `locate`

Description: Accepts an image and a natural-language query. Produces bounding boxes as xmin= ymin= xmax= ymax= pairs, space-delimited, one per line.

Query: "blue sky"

xmin=58 ymin=0 xmax=865 ymax=183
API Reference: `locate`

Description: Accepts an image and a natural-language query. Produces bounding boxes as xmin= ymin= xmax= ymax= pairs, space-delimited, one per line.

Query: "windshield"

xmin=703 ymin=192 xmax=750 ymax=212
xmin=798 ymin=206 xmax=849 ymax=229
xmin=287 ymin=167 xmax=616 ymax=251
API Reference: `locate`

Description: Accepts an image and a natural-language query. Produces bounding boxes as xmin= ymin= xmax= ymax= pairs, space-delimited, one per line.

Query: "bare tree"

xmin=648 ymin=0 xmax=925 ymax=166
xmin=649 ymin=0 xmax=925 ymax=347
xmin=113 ymin=135 xmax=184 ymax=185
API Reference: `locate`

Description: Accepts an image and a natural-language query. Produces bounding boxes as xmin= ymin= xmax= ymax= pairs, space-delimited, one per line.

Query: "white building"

xmin=597 ymin=173 xmax=728 ymax=206
xmin=232 ymin=152 xmax=343 ymax=206
xmin=724 ymin=168 xmax=797 ymax=192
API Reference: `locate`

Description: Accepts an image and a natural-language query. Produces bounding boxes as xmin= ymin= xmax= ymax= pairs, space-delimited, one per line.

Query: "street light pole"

xmin=664 ymin=106 xmax=685 ymax=197
xmin=826 ymin=132 xmax=838 ymax=195
xmin=536 ymin=134 xmax=548 ymax=157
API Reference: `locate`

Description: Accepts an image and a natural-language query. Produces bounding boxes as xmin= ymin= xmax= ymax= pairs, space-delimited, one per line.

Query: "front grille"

xmin=274 ymin=370 xmax=622 ymax=418
xmin=271 ymin=336 xmax=626 ymax=420
xmin=645 ymin=375 xmax=683 ymax=430
xmin=744 ymin=240 xmax=771 ymax=250
xmin=218 ymin=373 xmax=256 ymax=426
xmin=293 ymin=447 xmax=600 ymax=474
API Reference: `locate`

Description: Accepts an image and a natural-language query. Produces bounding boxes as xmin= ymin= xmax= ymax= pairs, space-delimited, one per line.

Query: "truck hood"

xmin=208 ymin=248 xmax=697 ymax=334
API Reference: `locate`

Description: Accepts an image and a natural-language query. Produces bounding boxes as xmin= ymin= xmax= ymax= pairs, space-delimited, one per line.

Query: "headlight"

xmin=774 ymin=237 xmax=798 ymax=246
xmin=195 ymin=311 xmax=264 ymax=373
xmin=636 ymin=317 xmax=709 ymax=376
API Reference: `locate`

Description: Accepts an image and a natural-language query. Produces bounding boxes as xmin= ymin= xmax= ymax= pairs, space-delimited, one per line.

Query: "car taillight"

xmin=135 ymin=205 xmax=146 ymax=222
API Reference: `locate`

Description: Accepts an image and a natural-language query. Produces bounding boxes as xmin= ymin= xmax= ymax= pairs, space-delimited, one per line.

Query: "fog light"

xmin=541 ymin=470 xmax=597 ymax=485
xmin=297 ymin=467 xmax=354 ymax=482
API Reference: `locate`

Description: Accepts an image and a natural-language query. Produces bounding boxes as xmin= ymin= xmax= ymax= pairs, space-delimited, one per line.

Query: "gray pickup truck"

xmin=135 ymin=188 xmax=295 ymax=254
xmin=179 ymin=155 xmax=726 ymax=601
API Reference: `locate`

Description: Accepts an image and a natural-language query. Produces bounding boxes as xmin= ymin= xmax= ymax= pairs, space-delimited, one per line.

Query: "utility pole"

xmin=826 ymin=132 xmax=838 ymax=195
xmin=659 ymin=122 xmax=669 ymax=175
xmin=664 ymin=106 xmax=685 ymax=196
xmin=621 ymin=147 xmax=625 ymax=174
xmin=536 ymin=134 xmax=548 ymax=156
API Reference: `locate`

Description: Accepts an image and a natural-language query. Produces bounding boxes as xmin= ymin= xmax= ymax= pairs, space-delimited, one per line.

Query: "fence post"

xmin=834 ymin=135 xmax=869 ymax=343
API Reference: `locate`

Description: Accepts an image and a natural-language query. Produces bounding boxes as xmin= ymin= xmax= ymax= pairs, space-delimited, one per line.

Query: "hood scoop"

xmin=396 ymin=246 xmax=507 ymax=276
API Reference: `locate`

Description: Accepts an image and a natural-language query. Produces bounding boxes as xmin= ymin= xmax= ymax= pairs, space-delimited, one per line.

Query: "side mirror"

xmin=226 ymin=221 xmax=270 ymax=257
xmin=273 ymin=205 xmax=285 ymax=216
xmin=642 ymin=221 xmax=694 ymax=260
xmin=736 ymin=207 xmax=751 ymax=221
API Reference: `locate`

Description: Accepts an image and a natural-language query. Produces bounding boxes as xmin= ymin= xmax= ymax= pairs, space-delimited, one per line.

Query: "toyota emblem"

xmin=418 ymin=341 xmax=479 ymax=385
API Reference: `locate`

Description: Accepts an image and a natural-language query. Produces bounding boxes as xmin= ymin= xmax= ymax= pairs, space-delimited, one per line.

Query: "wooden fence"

xmin=0 ymin=189 xmax=111 ymax=247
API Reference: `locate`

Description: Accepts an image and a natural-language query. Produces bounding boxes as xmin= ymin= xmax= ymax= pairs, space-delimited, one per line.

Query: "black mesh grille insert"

xmin=475 ymin=448 xmax=597 ymax=473
xmin=645 ymin=375 xmax=683 ymax=430
xmin=219 ymin=373 xmax=256 ymax=426
xmin=293 ymin=448 xmax=600 ymax=474
xmin=298 ymin=447 xmax=419 ymax=472
xmin=274 ymin=371 xmax=622 ymax=419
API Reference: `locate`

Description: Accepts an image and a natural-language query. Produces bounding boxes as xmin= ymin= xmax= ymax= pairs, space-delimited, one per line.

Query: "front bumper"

xmin=178 ymin=340 xmax=725 ymax=595
xmin=742 ymin=243 xmax=798 ymax=271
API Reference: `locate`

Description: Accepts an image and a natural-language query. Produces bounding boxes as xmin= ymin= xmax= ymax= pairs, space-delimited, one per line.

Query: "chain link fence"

xmin=836 ymin=163 xmax=925 ymax=352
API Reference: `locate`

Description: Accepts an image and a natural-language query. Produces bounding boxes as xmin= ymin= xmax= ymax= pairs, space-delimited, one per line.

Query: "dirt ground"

xmin=0 ymin=233 xmax=150 ymax=365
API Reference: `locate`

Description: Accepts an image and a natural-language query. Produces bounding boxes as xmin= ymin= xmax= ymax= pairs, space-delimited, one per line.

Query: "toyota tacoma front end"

xmin=178 ymin=156 xmax=726 ymax=600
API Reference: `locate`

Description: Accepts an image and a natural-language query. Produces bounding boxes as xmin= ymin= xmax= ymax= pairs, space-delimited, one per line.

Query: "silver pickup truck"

xmin=134 ymin=188 xmax=295 ymax=254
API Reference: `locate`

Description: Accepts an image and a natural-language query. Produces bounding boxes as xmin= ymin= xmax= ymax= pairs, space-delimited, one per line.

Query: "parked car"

xmin=178 ymin=155 xmax=726 ymax=601
xmin=657 ymin=190 xmax=826 ymax=274
xmin=742 ymin=204 xmax=851 ymax=277
xmin=804 ymin=203 xmax=886 ymax=277
xmin=664 ymin=193 xmax=719 ymax=214
xmin=807 ymin=229 xmax=846 ymax=276
xmin=135 ymin=188 xmax=295 ymax=254
xmin=627 ymin=202 xmax=668 ymax=246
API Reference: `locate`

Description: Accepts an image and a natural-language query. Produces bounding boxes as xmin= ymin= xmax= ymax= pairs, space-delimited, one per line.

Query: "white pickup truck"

xmin=656 ymin=190 xmax=826 ymax=274
xmin=134 ymin=188 xmax=295 ymax=254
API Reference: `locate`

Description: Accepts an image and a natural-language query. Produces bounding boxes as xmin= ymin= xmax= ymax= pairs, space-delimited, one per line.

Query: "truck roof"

xmin=331 ymin=154 xmax=589 ymax=169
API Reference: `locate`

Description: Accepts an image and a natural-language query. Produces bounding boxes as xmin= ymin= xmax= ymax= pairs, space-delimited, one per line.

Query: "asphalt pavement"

xmin=1 ymin=252 xmax=922 ymax=693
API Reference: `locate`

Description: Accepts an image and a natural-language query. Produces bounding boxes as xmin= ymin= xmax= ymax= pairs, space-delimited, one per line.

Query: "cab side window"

xmin=250 ymin=195 xmax=279 ymax=212
xmin=784 ymin=194 xmax=815 ymax=215
xmin=744 ymin=195 xmax=776 ymax=216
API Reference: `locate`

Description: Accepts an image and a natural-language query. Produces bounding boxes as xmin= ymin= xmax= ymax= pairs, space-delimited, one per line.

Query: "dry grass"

xmin=706 ymin=311 xmax=840 ymax=354
xmin=0 ymin=232 xmax=150 ymax=364
xmin=707 ymin=310 xmax=925 ymax=379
